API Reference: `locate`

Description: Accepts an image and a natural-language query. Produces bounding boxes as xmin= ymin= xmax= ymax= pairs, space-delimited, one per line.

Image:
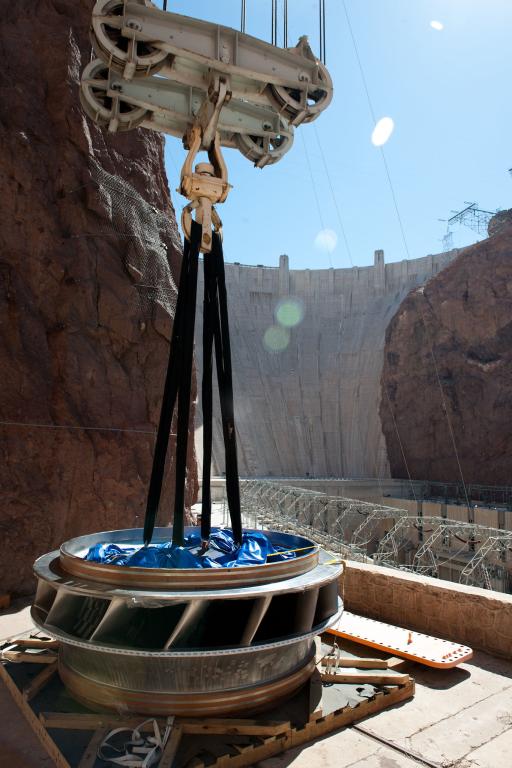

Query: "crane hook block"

xmin=179 ymin=126 xmax=231 ymax=253
xmin=83 ymin=0 xmax=333 ymax=168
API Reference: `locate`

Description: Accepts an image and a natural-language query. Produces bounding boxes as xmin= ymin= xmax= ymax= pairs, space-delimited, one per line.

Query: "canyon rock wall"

xmin=195 ymin=249 xmax=457 ymax=479
xmin=381 ymin=212 xmax=512 ymax=486
xmin=0 ymin=0 xmax=196 ymax=596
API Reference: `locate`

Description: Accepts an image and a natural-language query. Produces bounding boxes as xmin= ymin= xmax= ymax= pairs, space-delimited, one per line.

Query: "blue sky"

xmin=154 ymin=1 xmax=512 ymax=269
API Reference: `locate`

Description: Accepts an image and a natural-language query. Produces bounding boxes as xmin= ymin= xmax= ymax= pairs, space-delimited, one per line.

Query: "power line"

xmin=313 ymin=125 xmax=354 ymax=266
xmin=416 ymin=293 xmax=472 ymax=515
xmin=304 ymin=133 xmax=368 ymax=487
xmin=341 ymin=0 xmax=410 ymax=259
xmin=378 ymin=149 xmax=411 ymax=259
xmin=319 ymin=0 xmax=326 ymax=64
xmin=382 ymin=386 xmax=418 ymax=503
xmin=0 ymin=420 xmax=156 ymax=436
xmin=341 ymin=0 xmax=471 ymax=510
xmin=301 ymin=132 xmax=326 ymax=232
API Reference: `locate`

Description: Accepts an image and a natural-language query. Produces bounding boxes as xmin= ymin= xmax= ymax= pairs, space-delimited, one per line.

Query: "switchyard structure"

xmin=240 ymin=481 xmax=512 ymax=593
xmin=441 ymin=201 xmax=497 ymax=249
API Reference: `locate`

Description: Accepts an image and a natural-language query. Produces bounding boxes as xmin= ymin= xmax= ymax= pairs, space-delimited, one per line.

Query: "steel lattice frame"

xmin=240 ymin=481 xmax=512 ymax=593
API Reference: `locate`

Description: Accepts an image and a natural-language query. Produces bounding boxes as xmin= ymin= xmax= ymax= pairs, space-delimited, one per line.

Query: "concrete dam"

xmin=195 ymin=248 xmax=458 ymax=479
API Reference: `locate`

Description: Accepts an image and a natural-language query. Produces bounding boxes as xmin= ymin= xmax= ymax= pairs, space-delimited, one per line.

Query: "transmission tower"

xmin=442 ymin=229 xmax=454 ymax=251
xmin=447 ymin=202 xmax=496 ymax=236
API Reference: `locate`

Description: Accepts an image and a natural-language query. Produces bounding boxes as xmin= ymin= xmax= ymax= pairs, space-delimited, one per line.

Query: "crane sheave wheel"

xmin=235 ymin=131 xmax=294 ymax=167
xmin=269 ymin=62 xmax=332 ymax=125
xmin=91 ymin=0 xmax=167 ymax=76
xmin=80 ymin=59 xmax=149 ymax=131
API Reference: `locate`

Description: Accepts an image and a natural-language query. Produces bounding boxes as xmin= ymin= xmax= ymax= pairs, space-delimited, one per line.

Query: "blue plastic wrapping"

xmin=84 ymin=528 xmax=304 ymax=569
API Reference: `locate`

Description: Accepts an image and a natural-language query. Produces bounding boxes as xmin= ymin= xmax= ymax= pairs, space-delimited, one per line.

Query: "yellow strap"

xmin=266 ymin=546 xmax=344 ymax=566
xmin=266 ymin=544 xmax=319 ymax=558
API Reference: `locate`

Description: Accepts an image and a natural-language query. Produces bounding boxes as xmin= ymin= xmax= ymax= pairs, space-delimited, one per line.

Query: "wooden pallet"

xmin=0 ymin=636 xmax=415 ymax=768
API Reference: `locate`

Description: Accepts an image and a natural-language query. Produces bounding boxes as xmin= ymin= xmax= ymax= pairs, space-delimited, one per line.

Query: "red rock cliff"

xmin=0 ymin=0 xmax=197 ymax=596
xmin=380 ymin=211 xmax=512 ymax=486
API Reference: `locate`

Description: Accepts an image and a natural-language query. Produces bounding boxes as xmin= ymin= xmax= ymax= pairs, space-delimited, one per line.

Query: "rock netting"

xmin=0 ymin=0 xmax=197 ymax=596
xmin=381 ymin=210 xmax=512 ymax=486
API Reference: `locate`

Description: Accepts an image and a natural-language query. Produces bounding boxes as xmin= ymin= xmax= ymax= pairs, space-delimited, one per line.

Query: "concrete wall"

xmin=343 ymin=560 xmax=512 ymax=659
xmin=195 ymin=248 xmax=458 ymax=478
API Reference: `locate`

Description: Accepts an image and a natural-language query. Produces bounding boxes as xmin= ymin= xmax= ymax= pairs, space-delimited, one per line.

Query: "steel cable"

xmin=271 ymin=0 xmax=277 ymax=45
xmin=319 ymin=0 xmax=326 ymax=63
xmin=342 ymin=0 xmax=472 ymax=513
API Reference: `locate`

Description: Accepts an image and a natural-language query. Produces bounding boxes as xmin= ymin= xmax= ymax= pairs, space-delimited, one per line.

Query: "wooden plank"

xmin=0 ymin=634 xmax=415 ymax=768
xmin=41 ymin=714 xmax=289 ymax=737
xmin=40 ymin=712 xmax=159 ymax=730
xmin=23 ymin=660 xmax=58 ymax=702
xmin=1 ymin=650 xmax=57 ymax=664
xmin=14 ymin=638 xmax=60 ymax=650
xmin=180 ymin=680 xmax=415 ymax=768
xmin=180 ymin=718 xmax=291 ymax=736
xmin=210 ymin=734 xmax=290 ymax=768
xmin=0 ymin=663 xmax=72 ymax=768
xmin=159 ymin=725 xmax=183 ymax=768
xmin=290 ymin=679 xmax=415 ymax=749
xmin=322 ymin=657 xmax=389 ymax=669
xmin=320 ymin=670 xmax=411 ymax=685
xmin=231 ymin=744 xmax=256 ymax=755
xmin=77 ymin=729 xmax=107 ymax=768
xmin=387 ymin=656 xmax=410 ymax=671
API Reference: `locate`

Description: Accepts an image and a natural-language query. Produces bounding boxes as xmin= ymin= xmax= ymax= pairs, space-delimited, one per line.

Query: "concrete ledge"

xmin=343 ymin=560 xmax=512 ymax=659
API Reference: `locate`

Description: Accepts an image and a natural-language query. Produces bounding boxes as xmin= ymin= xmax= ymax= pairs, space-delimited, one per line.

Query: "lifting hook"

xmin=179 ymin=77 xmax=232 ymax=253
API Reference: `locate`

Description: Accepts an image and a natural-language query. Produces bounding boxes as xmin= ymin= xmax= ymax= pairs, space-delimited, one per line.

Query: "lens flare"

xmin=276 ymin=298 xmax=304 ymax=328
xmin=314 ymin=228 xmax=338 ymax=253
xmin=371 ymin=117 xmax=395 ymax=147
xmin=263 ymin=325 xmax=290 ymax=353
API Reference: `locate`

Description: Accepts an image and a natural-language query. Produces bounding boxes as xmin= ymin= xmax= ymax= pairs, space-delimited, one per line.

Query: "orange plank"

xmin=328 ymin=612 xmax=472 ymax=668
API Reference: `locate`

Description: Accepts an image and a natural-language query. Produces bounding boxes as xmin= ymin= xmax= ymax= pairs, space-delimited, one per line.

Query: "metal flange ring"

xmin=80 ymin=59 xmax=149 ymax=131
xmin=181 ymin=201 xmax=223 ymax=245
xmin=91 ymin=0 xmax=168 ymax=76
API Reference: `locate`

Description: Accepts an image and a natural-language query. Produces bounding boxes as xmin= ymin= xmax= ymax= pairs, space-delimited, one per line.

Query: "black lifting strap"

xmin=201 ymin=231 xmax=243 ymax=545
xmin=143 ymin=221 xmax=202 ymax=546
